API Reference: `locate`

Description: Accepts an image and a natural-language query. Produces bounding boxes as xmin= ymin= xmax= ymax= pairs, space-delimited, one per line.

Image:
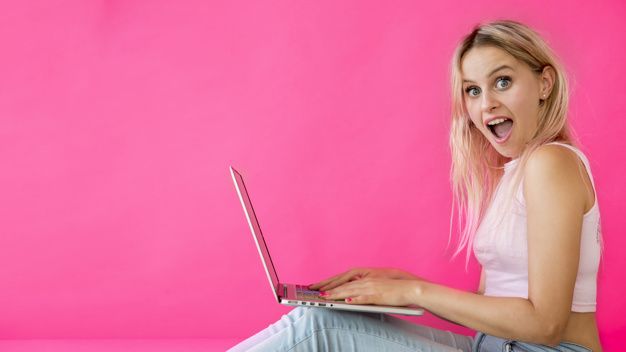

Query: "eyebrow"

xmin=462 ymin=65 xmax=514 ymax=84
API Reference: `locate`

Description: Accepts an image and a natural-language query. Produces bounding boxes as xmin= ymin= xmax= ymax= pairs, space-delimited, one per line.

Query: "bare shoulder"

xmin=525 ymin=144 xmax=581 ymax=174
xmin=523 ymin=144 xmax=587 ymax=215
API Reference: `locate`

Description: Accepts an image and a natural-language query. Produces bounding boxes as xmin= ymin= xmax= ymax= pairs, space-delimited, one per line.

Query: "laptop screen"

xmin=230 ymin=167 xmax=281 ymax=296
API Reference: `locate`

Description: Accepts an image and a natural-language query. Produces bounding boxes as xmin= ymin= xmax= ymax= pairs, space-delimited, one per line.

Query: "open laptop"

xmin=230 ymin=166 xmax=424 ymax=316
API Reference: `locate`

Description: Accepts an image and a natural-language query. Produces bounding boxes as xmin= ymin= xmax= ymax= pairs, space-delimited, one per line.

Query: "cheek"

xmin=506 ymin=84 xmax=537 ymax=112
xmin=467 ymin=106 xmax=483 ymax=129
xmin=508 ymin=91 xmax=539 ymax=123
xmin=469 ymin=116 xmax=480 ymax=129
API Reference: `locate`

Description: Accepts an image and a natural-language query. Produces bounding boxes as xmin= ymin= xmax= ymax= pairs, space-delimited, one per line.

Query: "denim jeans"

xmin=473 ymin=332 xmax=592 ymax=352
xmin=228 ymin=307 xmax=593 ymax=352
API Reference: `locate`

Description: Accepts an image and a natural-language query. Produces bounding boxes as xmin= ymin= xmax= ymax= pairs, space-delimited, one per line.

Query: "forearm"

xmin=412 ymin=281 xmax=560 ymax=345
xmin=390 ymin=268 xmax=421 ymax=280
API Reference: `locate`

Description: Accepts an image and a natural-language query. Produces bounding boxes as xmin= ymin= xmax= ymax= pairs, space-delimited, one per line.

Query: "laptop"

xmin=230 ymin=166 xmax=424 ymax=316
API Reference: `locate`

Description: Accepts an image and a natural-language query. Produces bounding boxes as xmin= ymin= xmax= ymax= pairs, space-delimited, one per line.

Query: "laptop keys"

xmin=295 ymin=285 xmax=321 ymax=300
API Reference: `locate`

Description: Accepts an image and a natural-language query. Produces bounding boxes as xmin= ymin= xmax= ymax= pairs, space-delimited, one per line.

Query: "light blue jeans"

xmin=228 ymin=307 xmax=593 ymax=352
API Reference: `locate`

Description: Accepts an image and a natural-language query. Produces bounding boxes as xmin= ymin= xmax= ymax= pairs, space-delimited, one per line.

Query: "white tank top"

xmin=473 ymin=142 xmax=602 ymax=312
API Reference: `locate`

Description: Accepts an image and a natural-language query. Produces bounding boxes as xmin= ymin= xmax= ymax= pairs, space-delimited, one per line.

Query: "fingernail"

xmin=319 ymin=292 xmax=328 ymax=296
xmin=346 ymin=298 xmax=352 ymax=303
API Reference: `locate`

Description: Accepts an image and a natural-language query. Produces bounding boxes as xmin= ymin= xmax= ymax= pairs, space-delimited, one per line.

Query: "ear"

xmin=539 ymin=65 xmax=556 ymax=98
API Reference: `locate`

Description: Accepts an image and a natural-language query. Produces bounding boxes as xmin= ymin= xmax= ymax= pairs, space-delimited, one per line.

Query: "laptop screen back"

xmin=230 ymin=167 xmax=280 ymax=298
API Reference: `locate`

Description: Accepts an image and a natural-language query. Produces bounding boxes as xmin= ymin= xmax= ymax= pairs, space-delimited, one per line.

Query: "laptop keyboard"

xmin=295 ymin=285 xmax=321 ymax=300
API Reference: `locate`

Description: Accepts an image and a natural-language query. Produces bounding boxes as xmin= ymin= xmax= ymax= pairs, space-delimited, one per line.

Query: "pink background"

xmin=1 ymin=0 xmax=624 ymax=350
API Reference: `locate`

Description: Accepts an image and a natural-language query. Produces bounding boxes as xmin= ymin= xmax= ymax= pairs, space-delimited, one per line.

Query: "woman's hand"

xmin=308 ymin=267 xmax=421 ymax=292
xmin=320 ymin=278 xmax=424 ymax=307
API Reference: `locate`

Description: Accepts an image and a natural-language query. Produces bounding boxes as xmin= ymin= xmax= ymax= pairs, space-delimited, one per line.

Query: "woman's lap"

xmin=228 ymin=306 xmax=594 ymax=352
xmin=228 ymin=306 xmax=474 ymax=352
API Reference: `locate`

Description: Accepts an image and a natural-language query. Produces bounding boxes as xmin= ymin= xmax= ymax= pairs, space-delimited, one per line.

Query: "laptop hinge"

xmin=277 ymin=283 xmax=287 ymax=299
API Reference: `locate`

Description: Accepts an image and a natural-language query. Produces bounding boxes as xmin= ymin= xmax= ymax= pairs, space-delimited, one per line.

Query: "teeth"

xmin=487 ymin=118 xmax=509 ymax=126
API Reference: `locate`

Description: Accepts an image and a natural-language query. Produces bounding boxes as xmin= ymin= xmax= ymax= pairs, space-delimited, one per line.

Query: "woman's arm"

xmin=412 ymin=145 xmax=587 ymax=346
xmin=324 ymin=145 xmax=588 ymax=346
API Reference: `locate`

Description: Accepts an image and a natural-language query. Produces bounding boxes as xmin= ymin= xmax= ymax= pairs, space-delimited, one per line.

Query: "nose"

xmin=481 ymin=90 xmax=500 ymax=114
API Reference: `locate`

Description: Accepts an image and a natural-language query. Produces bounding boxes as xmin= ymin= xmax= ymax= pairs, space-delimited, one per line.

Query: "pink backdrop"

xmin=1 ymin=0 xmax=624 ymax=350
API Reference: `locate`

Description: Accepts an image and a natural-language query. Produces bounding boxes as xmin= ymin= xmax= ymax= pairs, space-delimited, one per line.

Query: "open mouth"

xmin=487 ymin=119 xmax=513 ymax=140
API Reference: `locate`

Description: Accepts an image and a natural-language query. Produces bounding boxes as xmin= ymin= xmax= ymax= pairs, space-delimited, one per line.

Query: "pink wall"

xmin=0 ymin=0 xmax=624 ymax=350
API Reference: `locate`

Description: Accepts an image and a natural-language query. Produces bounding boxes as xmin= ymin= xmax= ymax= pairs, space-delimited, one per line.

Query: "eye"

xmin=496 ymin=76 xmax=512 ymax=89
xmin=465 ymin=86 xmax=480 ymax=97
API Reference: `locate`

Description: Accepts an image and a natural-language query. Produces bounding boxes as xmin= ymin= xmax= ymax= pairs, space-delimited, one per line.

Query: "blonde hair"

xmin=447 ymin=19 xmax=580 ymax=267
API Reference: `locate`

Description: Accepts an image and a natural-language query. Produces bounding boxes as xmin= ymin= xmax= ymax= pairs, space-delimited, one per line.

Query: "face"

xmin=461 ymin=46 xmax=554 ymax=159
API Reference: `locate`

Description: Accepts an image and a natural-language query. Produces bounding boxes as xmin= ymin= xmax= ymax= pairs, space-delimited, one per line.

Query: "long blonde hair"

xmin=447 ymin=20 xmax=579 ymax=267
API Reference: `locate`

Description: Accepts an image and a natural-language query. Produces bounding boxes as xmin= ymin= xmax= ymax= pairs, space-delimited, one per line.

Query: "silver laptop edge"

xmin=230 ymin=165 xmax=423 ymax=316
xmin=230 ymin=166 xmax=281 ymax=303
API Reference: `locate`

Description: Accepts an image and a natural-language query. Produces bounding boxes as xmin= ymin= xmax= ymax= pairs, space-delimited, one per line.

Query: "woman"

xmin=229 ymin=19 xmax=603 ymax=352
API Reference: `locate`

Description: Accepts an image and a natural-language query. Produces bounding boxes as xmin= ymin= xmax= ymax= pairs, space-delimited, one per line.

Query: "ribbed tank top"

xmin=473 ymin=142 xmax=602 ymax=312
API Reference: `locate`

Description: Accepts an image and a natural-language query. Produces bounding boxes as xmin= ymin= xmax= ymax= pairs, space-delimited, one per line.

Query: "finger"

xmin=318 ymin=275 xmax=356 ymax=292
xmin=309 ymin=274 xmax=346 ymax=291
xmin=308 ymin=273 xmax=344 ymax=290
xmin=345 ymin=295 xmax=373 ymax=305
xmin=310 ymin=269 xmax=357 ymax=290
xmin=321 ymin=281 xmax=363 ymax=300
xmin=314 ymin=270 xmax=360 ymax=291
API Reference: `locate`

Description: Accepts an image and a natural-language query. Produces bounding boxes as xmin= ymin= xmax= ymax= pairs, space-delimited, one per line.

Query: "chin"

xmin=490 ymin=143 xmax=515 ymax=159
